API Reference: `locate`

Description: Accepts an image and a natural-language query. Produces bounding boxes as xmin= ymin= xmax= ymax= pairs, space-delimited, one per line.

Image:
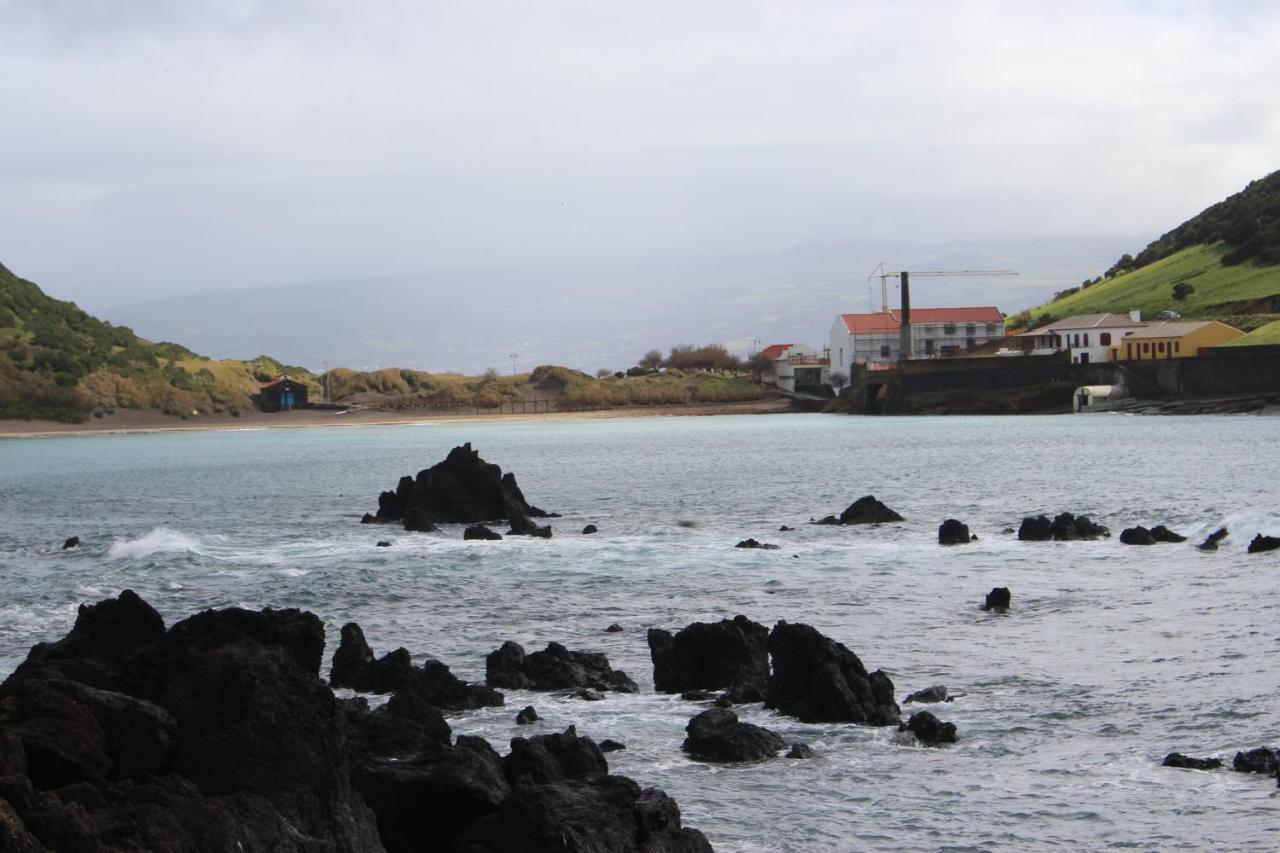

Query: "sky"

xmin=2 ymin=1 xmax=1278 ymax=330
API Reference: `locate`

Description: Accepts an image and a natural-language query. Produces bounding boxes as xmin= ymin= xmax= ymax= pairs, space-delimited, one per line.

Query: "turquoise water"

xmin=1 ymin=413 xmax=1278 ymax=851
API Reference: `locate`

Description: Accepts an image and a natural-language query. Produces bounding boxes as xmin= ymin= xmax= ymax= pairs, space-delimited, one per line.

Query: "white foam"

xmin=107 ymin=527 xmax=206 ymax=560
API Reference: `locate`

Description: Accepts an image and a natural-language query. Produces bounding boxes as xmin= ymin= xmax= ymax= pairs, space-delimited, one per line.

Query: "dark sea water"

xmin=1 ymin=413 xmax=1277 ymax=851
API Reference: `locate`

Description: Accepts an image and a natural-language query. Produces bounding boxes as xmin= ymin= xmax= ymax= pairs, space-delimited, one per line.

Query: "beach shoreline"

xmin=0 ymin=397 xmax=795 ymax=440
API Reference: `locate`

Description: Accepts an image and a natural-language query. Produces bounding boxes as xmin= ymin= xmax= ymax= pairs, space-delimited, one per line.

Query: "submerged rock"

xmin=816 ymin=495 xmax=904 ymax=525
xmin=1150 ymin=525 xmax=1187 ymax=543
xmin=1197 ymin=527 xmax=1228 ymax=551
xmin=682 ymin=708 xmax=786 ymax=762
xmin=1247 ymin=534 xmax=1280 ymax=554
xmin=367 ymin=442 xmax=554 ymax=534
xmin=938 ymin=519 xmax=971 ymax=546
xmin=599 ymin=739 xmax=626 ymax=753
xmin=765 ymin=621 xmax=900 ymax=725
xmin=1120 ymin=526 xmax=1157 ymax=546
xmin=1019 ymin=513 xmax=1109 ymax=541
xmin=515 ymin=705 xmax=539 ymax=725
xmin=1163 ymin=753 xmax=1222 ymax=770
xmin=786 ymin=742 xmax=815 ymax=759
xmin=376 ymin=540 xmax=393 ymax=547
xmin=904 ymin=685 xmax=949 ymax=705
xmin=582 ymin=524 xmax=598 ymax=535
xmin=647 ymin=615 xmax=770 ymax=698
xmin=735 ymin=538 xmax=780 ymax=550
xmin=62 ymin=536 xmax=80 ymax=550
xmin=899 ymin=710 xmax=957 ymax=746
xmin=983 ymin=587 xmax=1012 ymax=611
xmin=485 ymin=641 xmax=638 ymax=693
xmin=1232 ymin=746 xmax=1278 ymax=774
xmin=604 ymin=623 xmax=624 ymax=633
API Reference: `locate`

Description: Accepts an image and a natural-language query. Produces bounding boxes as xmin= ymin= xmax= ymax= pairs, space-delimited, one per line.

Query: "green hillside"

xmin=1222 ymin=318 xmax=1280 ymax=347
xmin=1012 ymin=169 xmax=1280 ymax=330
xmin=0 ymin=261 xmax=318 ymax=422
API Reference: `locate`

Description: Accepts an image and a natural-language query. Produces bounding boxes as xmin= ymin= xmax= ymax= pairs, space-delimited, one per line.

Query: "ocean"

xmin=1 ymin=412 xmax=1277 ymax=851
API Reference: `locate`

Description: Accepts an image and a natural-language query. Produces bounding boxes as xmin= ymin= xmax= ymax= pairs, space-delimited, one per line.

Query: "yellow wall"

xmin=1116 ymin=322 xmax=1245 ymax=361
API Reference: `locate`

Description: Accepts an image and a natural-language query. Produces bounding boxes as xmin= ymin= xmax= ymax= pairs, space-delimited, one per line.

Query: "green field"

xmin=1018 ymin=243 xmax=1280 ymax=327
xmin=1222 ymin=318 xmax=1280 ymax=346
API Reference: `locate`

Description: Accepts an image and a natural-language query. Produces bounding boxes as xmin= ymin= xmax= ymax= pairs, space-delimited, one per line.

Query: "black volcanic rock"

xmin=485 ymin=641 xmax=637 ymax=693
xmin=682 ymin=708 xmax=785 ymax=762
xmin=62 ymin=536 xmax=80 ymax=550
xmin=1163 ymin=753 xmax=1223 ymax=770
xmin=1017 ymin=515 xmax=1053 ymax=541
xmin=938 ymin=519 xmax=971 ymax=546
xmin=899 ymin=710 xmax=957 ymax=746
xmin=1150 ymin=525 xmax=1187 ymax=543
xmin=1120 ymin=526 xmax=1157 ymax=546
xmin=734 ymin=538 xmax=779 ymax=550
xmin=648 ymin=615 xmax=770 ymax=697
xmin=1019 ymin=513 xmax=1110 ymax=541
xmin=515 ymin=705 xmax=539 ymax=725
xmin=582 ymin=524 xmax=598 ymax=535
xmin=904 ymin=685 xmax=949 ymax=705
xmin=1233 ymin=746 xmax=1278 ymax=774
xmin=504 ymin=726 xmax=608 ymax=785
xmin=816 ymin=495 xmax=903 ymax=525
xmin=599 ymin=739 xmax=626 ymax=752
xmin=368 ymin=443 xmax=553 ymax=534
xmin=765 ymin=621 xmax=900 ymax=725
xmin=464 ymin=524 xmax=503 ymax=541
xmin=1247 ymin=534 xmax=1280 ymax=554
xmin=1197 ymin=527 xmax=1228 ymax=550
xmin=330 ymin=622 xmax=503 ymax=710
xmin=786 ymin=742 xmax=815 ymax=759
xmin=983 ymin=587 xmax=1011 ymax=611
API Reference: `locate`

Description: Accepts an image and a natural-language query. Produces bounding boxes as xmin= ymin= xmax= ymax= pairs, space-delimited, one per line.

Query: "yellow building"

xmin=1115 ymin=320 xmax=1244 ymax=361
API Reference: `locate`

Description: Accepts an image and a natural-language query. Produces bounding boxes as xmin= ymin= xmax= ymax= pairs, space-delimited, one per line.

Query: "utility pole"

xmin=322 ymin=359 xmax=329 ymax=403
xmin=509 ymin=353 xmax=518 ymax=375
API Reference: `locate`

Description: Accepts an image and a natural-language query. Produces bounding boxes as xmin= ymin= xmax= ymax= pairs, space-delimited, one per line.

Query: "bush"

xmin=1172 ymin=282 xmax=1195 ymax=301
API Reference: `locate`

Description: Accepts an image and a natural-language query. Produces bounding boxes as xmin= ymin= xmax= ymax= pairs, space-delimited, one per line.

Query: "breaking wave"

xmin=107 ymin=527 xmax=207 ymax=560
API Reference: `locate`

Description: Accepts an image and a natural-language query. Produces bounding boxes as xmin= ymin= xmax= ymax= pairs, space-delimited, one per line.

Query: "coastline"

xmin=0 ymin=397 xmax=794 ymax=440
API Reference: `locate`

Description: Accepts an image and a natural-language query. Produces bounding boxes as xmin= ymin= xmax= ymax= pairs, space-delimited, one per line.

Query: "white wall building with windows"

xmin=828 ymin=307 xmax=1005 ymax=375
xmin=1013 ymin=312 xmax=1146 ymax=364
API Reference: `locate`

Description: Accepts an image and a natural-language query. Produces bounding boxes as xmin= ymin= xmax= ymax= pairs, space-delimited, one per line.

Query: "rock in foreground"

xmin=765 ymin=621 xmax=900 ymax=725
xmin=1247 ymin=534 xmax=1280 ymax=554
xmin=366 ymin=442 xmax=553 ymax=534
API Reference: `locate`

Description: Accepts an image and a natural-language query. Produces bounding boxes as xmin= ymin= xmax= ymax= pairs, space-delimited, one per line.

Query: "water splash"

xmin=107 ymin=527 xmax=206 ymax=560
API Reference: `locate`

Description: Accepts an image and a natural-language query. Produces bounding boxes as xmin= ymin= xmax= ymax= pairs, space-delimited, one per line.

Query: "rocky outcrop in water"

xmin=1232 ymin=747 xmax=1278 ymax=774
xmin=330 ymin=621 xmax=503 ymax=709
xmin=937 ymin=519 xmax=971 ymax=545
xmin=1197 ymin=527 xmax=1228 ymax=551
xmin=983 ymin=587 xmax=1011 ymax=611
xmin=515 ymin=705 xmax=539 ymax=725
xmin=0 ymin=592 xmax=712 ymax=853
xmin=647 ymin=615 xmax=771 ymax=698
xmin=682 ymin=708 xmax=786 ymax=762
xmin=61 ymin=536 xmax=79 ymax=550
xmin=365 ymin=443 xmax=554 ymax=535
xmin=582 ymin=524 xmax=598 ymax=535
xmin=1163 ymin=753 xmax=1222 ymax=770
xmin=765 ymin=621 xmax=900 ymax=725
xmin=1247 ymin=534 xmax=1280 ymax=554
xmin=1018 ymin=513 xmax=1109 ymax=541
xmin=1121 ymin=525 xmax=1187 ymax=545
xmin=815 ymin=495 xmax=903 ymax=525
xmin=485 ymin=641 xmax=638 ymax=693
xmin=464 ymin=524 xmax=503 ymax=541
xmin=734 ymin=538 xmax=779 ymax=550
xmin=899 ymin=710 xmax=957 ymax=746
xmin=904 ymin=685 xmax=949 ymax=704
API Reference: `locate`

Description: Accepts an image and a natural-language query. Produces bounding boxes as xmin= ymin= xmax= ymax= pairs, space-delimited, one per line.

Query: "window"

xmin=1100 ymin=333 xmax=1112 ymax=346
xmin=880 ymin=344 xmax=891 ymax=358
xmin=985 ymin=323 xmax=997 ymax=335
xmin=1142 ymin=342 xmax=1150 ymax=354
xmin=965 ymin=324 xmax=976 ymax=335
xmin=965 ymin=337 xmax=976 ymax=348
xmin=1083 ymin=333 xmax=1090 ymax=346
xmin=924 ymin=339 xmax=935 ymax=354
xmin=1157 ymin=341 xmax=1165 ymax=353
xmin=1174 ymin=342 xmax=1180 ymax=353
xmin=943 ymin=323 xmax=956 ymax=335
xmin=1127 ymin=343 xmax=1133 ymax=359
xmin=1074 ymin=333 xmax=1081 ymax=347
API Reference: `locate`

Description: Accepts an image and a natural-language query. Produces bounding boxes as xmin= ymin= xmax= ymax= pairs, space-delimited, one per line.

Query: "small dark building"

xmin=258 ymin=374 xmax=308 ymax=412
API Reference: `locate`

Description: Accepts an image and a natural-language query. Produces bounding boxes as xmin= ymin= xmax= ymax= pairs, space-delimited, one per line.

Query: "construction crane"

xmin=866 ymin=264 xmax=1020 ymax=360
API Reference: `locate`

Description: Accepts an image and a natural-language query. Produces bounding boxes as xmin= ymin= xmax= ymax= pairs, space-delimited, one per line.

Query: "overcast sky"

xmin=2 ymin=0 xmax=1278 ymax=312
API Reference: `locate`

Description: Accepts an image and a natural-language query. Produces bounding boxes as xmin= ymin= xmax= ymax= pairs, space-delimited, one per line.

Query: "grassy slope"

xmin=1222 ymin=318 xmax=1280 ymax=346
xmin=1022 ymin=243 xmax=1280 ymax=327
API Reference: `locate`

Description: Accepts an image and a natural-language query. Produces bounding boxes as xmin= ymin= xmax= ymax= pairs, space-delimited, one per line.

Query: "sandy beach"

xmin=0 ymin=398 xmax=794 ymax=440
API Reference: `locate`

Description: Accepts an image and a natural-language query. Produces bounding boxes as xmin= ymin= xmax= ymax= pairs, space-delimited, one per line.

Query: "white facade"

xmin=1017 ymin=312 xmax=1146 ymax=365
xmin=829 ymin=309 xmax=1005 ymax=377
xmin=762 ymin=344 xmax=828 ymax=392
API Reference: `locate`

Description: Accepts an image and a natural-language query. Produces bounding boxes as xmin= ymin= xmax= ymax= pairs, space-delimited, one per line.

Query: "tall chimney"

xmin=898 ymin=270 xmax=913 ymax=360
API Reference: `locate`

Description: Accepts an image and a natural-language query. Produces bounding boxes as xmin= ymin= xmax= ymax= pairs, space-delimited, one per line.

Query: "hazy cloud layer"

xmin=2 ymin=1 xmax=1278 ymax=324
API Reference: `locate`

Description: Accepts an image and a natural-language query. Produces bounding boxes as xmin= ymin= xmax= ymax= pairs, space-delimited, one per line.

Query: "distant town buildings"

xmin=1010 ymin=312 xmax=1147 ymax=364
xmin=828 ymin=307 xmax=1004 ymax=375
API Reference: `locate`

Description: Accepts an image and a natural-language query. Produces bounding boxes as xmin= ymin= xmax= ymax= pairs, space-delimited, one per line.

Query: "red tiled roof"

xmin=759 ymin=343 xmax=792 ymax=359
xmin=839 ymin=307 xmax=1002 ymax=334
xmin=259 ymin=374 xmax=297 ymax=390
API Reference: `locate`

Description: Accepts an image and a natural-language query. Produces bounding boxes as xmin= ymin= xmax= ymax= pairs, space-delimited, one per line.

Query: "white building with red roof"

xmin=756 ymin=343 xmax=829 ymax=393
xmin=829 ymin=307 xmax=1005 ymax=372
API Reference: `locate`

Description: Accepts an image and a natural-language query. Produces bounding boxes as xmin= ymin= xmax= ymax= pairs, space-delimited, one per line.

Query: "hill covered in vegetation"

xmin=0 ymin=262 xmax=318 ymax=422
xmin=1012 ymin=170 xmax=1280 ymax=329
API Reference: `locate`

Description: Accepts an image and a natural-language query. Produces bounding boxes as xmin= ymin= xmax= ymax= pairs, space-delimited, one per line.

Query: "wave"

xmin=107 ymin=527 xmax=207 ymax=560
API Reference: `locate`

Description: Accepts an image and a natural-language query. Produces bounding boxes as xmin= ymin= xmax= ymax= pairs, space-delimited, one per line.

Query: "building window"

xmin=1100 ymin=333 xmax=1111 ymax=346
xmin=1083 ymin=333 xmax=1090 ymax=346
xmin=965 ymin=323 xmax=976 ymax=335
xmin=985 ymin=323 xmax=997 ymax=335
xmin=943 ymin=323 xmax=956 ymax=335
xmin=1174 ymin=342 xmax=1180 ymax=353
xmin=1142 ymin=342 xmax=1150 ymax=354
xmin=1157 ymin=341 xmax=1166 ymax=353
xmin=879 ymin=344 xmax=891 ymax=358
xmin=965 ymin=337 xmax=976 ymax=348
xmin=1127 ymin=343 xmax=1133 ymax=359
xmin=924 ymin=339 xmax=935 ymax=354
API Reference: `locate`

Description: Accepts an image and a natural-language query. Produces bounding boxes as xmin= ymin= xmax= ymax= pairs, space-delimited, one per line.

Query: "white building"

xmin=828 ymin=307 xmax=1005 ymax=375
xmin=759 ymin=343 xmax=829 ymax=392
xmin=1014 ymin=312 xmax=1145 ymax=364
